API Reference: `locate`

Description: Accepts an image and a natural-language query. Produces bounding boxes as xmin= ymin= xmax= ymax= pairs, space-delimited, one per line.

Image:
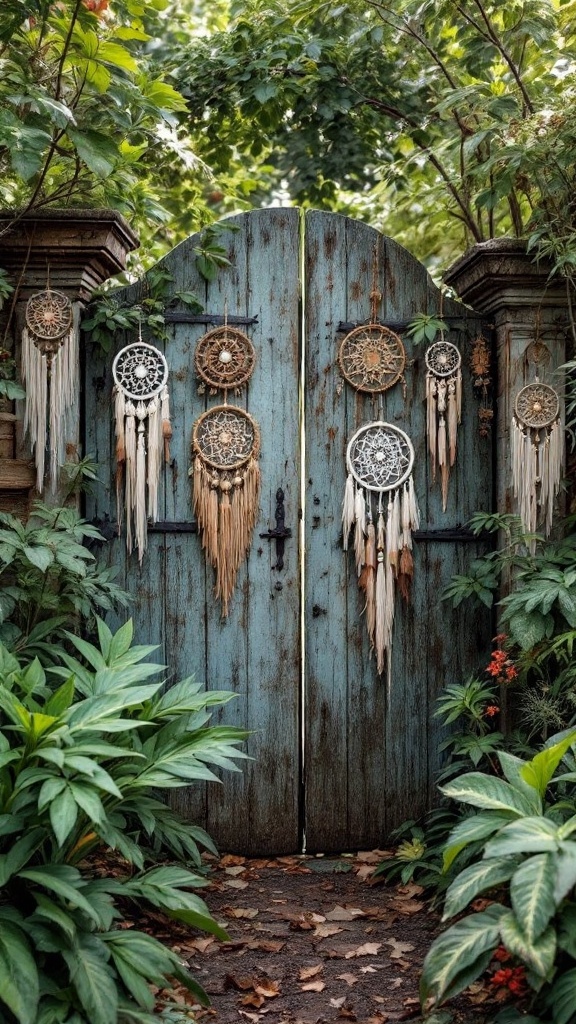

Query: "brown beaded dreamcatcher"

xmin=191 ymin=322 xmax=260 ymax=617
xmin=22 ymin=285 xmax=79 ymax=491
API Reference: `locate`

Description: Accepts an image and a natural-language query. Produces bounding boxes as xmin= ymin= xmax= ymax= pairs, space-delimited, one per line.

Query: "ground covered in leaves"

xmin=147 ymin=852 xmax=509 ymax=1024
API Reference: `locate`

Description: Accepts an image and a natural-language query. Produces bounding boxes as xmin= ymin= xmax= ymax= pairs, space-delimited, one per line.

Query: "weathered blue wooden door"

xmin=84 ymin=209 xmax=492 ymax=855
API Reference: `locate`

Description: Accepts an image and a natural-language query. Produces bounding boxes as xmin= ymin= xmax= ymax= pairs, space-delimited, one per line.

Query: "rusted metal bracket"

xmin=163 ymin=312 xmax=258 ymax=326
xmin=259 ymin=488 xmax=292 ymax=570
xmin=413 ymin=527 xmax=492 ymax=543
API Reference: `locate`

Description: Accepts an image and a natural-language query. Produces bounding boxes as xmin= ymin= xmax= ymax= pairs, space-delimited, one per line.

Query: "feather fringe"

xmin=342 ymin=472 xmax=355 ymax=550
xmin=354 ymin=486 xmax=366 ymax=576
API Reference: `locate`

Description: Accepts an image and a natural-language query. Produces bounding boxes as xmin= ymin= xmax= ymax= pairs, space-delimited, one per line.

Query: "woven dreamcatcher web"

xmin=195 ymin=325 xmax=256 ymax=394
xmin=112 ymin=340 xmax=172 ymax=563
xmin=338 ymin=323 xmax=406 ymax=394
xmin=22 ymin=287 xmax=78 ymax=492
xmin=425 ymin=339 xmax=462 ymax=511
xmin=512 ymin=379 xmax=563 ymax=544
xmin=191 ymin=405 xmax=260 ymax=617
xmin=342 ymin=422 xmax=420 ymax=675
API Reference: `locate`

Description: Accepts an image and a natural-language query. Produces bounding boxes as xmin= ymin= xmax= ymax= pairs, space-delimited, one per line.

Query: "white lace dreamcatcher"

xmin=425 ymin=339 xmax=462 ymax=511
xmin=342 ymin=422 xmax=420 ymax=675
xmin=112 ymin=341 xmax=171 ymax=562
xmin=22 ymin=287 xmax=79 ymax=491
xmin=512 ymin=379 xmax=563 ymax=544
xmin=190 ymin=323 xmax=260 ymax=618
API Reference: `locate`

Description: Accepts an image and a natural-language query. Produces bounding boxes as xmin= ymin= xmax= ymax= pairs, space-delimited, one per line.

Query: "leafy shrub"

xmin=0 ymin=618 xmax=248 ymax=1024
xmin=421 ymin=729 xmax=576 ymax=1023
xmin=0 ymin=502 xmax=129 ymax=660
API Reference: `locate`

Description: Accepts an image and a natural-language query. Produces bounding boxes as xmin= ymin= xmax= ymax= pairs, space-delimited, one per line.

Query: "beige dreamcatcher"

xmin=22 ymin=285 xmax=79 ymax=491
xmin=190 ymin=322 xmax=260 ymax=617
xmin=425 ymin=338 xmax=462 ymax=511
xmin=512 ymin=378 xmax=563 ymax=543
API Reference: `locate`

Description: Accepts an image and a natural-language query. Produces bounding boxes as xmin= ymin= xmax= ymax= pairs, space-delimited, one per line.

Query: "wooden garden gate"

xmin=85 ymin=209 xmax=493 ymax=855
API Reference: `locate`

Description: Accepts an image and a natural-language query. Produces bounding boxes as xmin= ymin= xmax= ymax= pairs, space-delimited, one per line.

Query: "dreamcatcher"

xmin=342 ymin=422 xmax=420 ymax=675
xmin=425 ymin=339 xmax=462 ymax=510
xmin=338 ymin=323 xmax=406 ymax=395
xmin=190 ymin=323 xmax=260 ymax=617
xmin=112 ymin=339 xmax=171 ymax=562
xmin=511 ymin=378 xmax=563 ymax=543
xmin=22 ymin=286 xmax=79 ymax=491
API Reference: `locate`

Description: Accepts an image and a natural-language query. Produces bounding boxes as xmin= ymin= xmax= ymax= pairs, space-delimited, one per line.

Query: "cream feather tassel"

xmin=354 ymin=486 xmax=366 ymax=576
xmin=342 ymin=472 xmax=355 ymax=550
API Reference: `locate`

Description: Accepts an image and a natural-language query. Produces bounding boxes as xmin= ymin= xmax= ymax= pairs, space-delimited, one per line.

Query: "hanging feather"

xmin=354 ymin=486 xmax=366 ymax=576
xmin=425 ymin=339 xmax=463 ymax=511
xmin=512 ymin=380 xmax=563 ymax=548
xmin=191 ymin=405 xmax=261 ymax=618
xmin=342 ymin=472 xmax=356 ymax=550
xmin=112 ymin=341 xmax=170 ymax=563
xmin=22 ymin=289 xmax=79 ymax=492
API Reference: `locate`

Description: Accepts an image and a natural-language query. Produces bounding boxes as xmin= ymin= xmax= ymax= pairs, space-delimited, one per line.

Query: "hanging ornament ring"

xmin=25 ymin=289 xmax=72 ymax=351
xmin=193 ymin=406 xmax=260 ymax=471
xmin=195 ymin=325 xmax=256 ymax=392
xmin=425 ymin=339 xmax=461 ymax=378
xmin=514 ymin=381 xmax=559 ymax=429
xmin=346 ymin=422 xmax=414 ymax=493
xmin=112 ymin=343 xmax=169 ymax=401
xmin=338 ymin=324 xmax=406 ymax=393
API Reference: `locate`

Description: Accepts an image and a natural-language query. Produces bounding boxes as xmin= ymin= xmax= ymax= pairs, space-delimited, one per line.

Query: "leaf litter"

xmin=163 ymin=850 xmax=495 ymax=1024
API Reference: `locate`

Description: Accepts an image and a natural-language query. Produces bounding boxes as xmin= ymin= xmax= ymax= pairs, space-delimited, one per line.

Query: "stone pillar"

xmin=444 ymin=238 xmax=571 ymax=523
xmin=0 ymin=209 xmax=138 ymax=513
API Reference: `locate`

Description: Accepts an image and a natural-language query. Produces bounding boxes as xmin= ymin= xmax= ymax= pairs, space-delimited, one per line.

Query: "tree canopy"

xmin=1 ymin=0 xmax=576 ymax=276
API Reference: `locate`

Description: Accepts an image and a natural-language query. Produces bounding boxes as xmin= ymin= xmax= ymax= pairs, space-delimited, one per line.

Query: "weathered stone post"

xmin=444 ymin=239 xmax=571 ymax=523
xmin=0 ymin=210 xmax=138 ymax=513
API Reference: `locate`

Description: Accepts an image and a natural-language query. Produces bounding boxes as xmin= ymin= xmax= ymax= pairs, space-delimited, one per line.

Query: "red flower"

xmin=493 ymin=946 xmax=511 ymax=963
xmin=491 ymin=968 xmax=513 ymax=987
xmin=505 ymin=665 xmax=518 ymax=681
xmin=485 ymin=705 xmax=500 ymax=717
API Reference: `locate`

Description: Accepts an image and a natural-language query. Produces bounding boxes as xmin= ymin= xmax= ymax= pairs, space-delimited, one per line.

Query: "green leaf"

xmin=22 ymin=545 xmax=54 ymax=572
xmin=18 ymin=866 xmax=101 ymax=925
xmin=510 ymin=854 xmax=557 ymax=942
xmin=440 ymin=773 xmax=538 ymax=817
xmin=550 ymin=967 xmax=576 ymax=1024
xmin=554 ymin=842 xmax=576 ymax=903
xmin=509 ymin=610 xmax=549 ymax=650
xmin=420 ymin=905 xmax=505 ymax=1005
xmin=500 ymin=911 xmax=556 ymax=977
xmin=67 ymin=130 xmax=118 ymax=178
xmin=521 ymin=731 xmax=576 ymax=797
xmin=50 ymin=786 xmax=79 ymax=846
xmin=442 ymin=857 xmax=517 ymax=921
xmin=62 ymin=934 xmax=117 ymax=1024
xmin=0 ymin=830 xmax=44 ymax=885
xmin=0 ymin=920 xmax=38 ymax=1024
xmin=484 ymin=818 xmax=560 ymax=857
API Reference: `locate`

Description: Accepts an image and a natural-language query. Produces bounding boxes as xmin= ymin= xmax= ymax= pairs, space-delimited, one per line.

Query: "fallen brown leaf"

xmin=254 ymin=979 xmax=281 ymax=999
xmin=360 ymin=966 xmax=378 ymax=974
xmin=240 ymin=993 xmax=265 ymax=1009
xmin=224 ymin=974 xmax=257 ymax=992
xmin=224 ymin=865 xmax=247 ymax=877
xmin=355 ymin=864 xmax=377 ymax=881
xmin=325 ymin=906 xmax=365 ymax=922
xmin=356 ymin=850 xmax=391 ymax=863
xmin=223 ymin=879 xmax=250 ymax=890
xmin=338 ymin=1008 xmax=357 ymax=1020
xmin=219 ymin=854 xmax=245 ymax=867
xmin=336 ymin=973 xmax=358 ymax=986
xmin=221 ymin=906 xmax=259 ymax=919
xmin=344 ymin=942 xmax=382 ymax=959
xmin=301 ymin=980 xmax=325 ymax=992
xmin=299 ymin=965 xmax=323 ymax=980
xmin=330 ymin=997 xmax=347 ymax=1009
xmin=388 ymin=898 xmax=424 ymax=915
xmin=385 ymin=939 xmax=415 ymax=959
xmin=313 ymin=923 xmax=343 ymax=939
xmin=246 ymin=939 xmax=286 ymax=953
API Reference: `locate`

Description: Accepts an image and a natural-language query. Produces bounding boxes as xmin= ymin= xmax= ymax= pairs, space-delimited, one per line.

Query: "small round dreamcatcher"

xmin=342 ymin=421 xmax=420 ymax=675
xmin=112 ymin=340 xmax=172 ymax=563
xmin=338 ymin=324 xmax=406 ymax=393
xmin=425 ymin=339 xmax=462 ymax=512
xmin=22 ymin=287 xmax=78 ymax=492
xmin=191 ymin=405 xmax=261 ymax=618
xmin=512 ymin=379 xmax=563 ymax=539
xmin=112 ymin=343 xmax=169 ymax=401
xmin=25 ymin=289 xmax=73 ymax=353
xmin=346 ymin=422 xmax=414 ymax=492
xmin=195 ymin=326 xmax=256 ymax=394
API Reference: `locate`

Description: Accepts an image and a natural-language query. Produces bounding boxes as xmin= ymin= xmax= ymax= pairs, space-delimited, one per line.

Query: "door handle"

xmin=259 ymin=488 xmax=292 ymax=570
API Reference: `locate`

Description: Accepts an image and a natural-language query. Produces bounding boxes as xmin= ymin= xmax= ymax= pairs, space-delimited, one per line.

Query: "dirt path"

xmin=156 ymin=852 xmax=494 ymax=1024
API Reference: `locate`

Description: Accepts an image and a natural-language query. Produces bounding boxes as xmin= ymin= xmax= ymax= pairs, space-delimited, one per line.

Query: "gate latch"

xmin=260 ymin=488 xmax=292 ymax=570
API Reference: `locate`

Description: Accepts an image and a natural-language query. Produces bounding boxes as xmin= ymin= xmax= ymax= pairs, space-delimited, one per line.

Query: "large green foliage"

xmin=421 ymin=730 xmax=576 ymax=1023
xmin=0 ymin=618 xmax=248 ymax=1024
xmin=176 ymin=0 xmax=576 ymax=270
